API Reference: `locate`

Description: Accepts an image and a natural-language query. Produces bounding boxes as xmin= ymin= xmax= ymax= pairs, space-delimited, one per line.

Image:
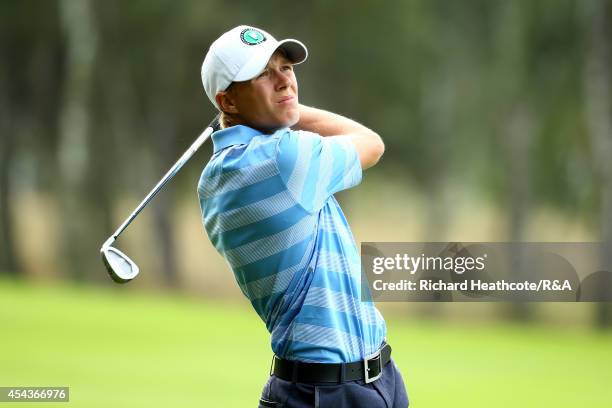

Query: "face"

xmin=219 ymin=51 xmax=299 ymax=132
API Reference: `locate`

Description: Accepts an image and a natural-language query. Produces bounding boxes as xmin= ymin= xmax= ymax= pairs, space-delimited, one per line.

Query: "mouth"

xmin=277 ymin=95 xmax=295 ymax=104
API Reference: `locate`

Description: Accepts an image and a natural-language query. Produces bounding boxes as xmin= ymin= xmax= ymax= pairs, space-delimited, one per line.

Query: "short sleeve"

xmin=276 ymin=129 xmax=363 ymax=213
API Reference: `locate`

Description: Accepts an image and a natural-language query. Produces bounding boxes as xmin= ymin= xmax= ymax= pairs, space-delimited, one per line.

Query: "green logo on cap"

xmin=240 ymin=28 xmax=266 ymax=45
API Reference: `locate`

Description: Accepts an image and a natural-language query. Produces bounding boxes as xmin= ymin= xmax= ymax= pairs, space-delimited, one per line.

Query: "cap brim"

xmin=233 ymin=39 xmax=308 ymax=82
xmin=277 ymin=39 xmax=308 ymax=65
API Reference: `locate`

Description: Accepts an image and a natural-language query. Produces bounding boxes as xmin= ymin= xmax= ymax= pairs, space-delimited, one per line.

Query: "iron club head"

xmin=101 ymin=245 xmax=140 ymax=284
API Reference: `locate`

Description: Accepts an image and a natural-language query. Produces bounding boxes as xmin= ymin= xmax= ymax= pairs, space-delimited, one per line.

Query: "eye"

xmin=281 ymin=64 xmax=293 ymax=72
xmin=257 ymin=69 xmax=269 ymax=79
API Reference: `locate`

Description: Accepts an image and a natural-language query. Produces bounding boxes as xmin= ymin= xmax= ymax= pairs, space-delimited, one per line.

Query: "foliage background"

xmin=1 ymin=0 xmax=611 ymax=406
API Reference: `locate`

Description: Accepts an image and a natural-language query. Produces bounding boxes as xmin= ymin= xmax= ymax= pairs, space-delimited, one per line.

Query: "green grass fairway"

xmin=0 ymin=279 xmax=611 ymax=407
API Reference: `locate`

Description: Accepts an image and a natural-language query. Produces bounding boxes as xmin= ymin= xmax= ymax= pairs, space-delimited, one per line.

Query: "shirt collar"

xmin=211 ymin=125 xmax=262 ymax=153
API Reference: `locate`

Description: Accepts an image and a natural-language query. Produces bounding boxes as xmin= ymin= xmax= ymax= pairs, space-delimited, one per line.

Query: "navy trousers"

xmin=258 ymin=358 xmax=409 ymax=408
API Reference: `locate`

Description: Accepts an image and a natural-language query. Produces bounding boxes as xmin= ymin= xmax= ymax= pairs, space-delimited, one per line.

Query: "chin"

xmin=284 ymin=110 xmax=300 ymax=128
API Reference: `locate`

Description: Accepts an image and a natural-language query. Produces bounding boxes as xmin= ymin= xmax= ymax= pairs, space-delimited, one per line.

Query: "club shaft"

xmin=107 ymin=125 xmax=215 ymax=245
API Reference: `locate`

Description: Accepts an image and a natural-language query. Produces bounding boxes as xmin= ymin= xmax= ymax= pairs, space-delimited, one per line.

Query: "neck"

xmin=225 ymin=116 xmax=282 ymax=135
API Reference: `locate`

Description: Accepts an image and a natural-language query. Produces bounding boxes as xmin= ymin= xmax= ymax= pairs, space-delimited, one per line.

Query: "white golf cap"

xmin=201 ymin=25 xmax=308 ymax=109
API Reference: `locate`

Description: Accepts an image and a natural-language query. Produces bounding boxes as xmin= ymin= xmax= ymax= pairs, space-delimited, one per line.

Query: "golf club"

xmin=100 ymin=114 xmax=220 ymax=283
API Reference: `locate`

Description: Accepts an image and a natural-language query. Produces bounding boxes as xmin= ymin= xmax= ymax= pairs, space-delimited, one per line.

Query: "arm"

xmin=293 ymin=104 xmax=385 ymax=170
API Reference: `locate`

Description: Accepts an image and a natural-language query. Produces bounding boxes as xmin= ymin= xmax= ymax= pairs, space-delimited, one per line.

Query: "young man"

xmin=199 ymin=25 xmax=409 ymax=407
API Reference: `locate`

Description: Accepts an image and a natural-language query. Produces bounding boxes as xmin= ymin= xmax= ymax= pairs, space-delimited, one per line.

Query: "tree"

xmin=57 ymin=0 xmax=102 ymax=280
xmin=581 ymin=0 xmax=612 ymax=328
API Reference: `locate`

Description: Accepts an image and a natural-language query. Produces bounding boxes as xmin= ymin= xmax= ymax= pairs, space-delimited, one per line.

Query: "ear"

xmin=216 ymin=91 xmax=239 ymax=114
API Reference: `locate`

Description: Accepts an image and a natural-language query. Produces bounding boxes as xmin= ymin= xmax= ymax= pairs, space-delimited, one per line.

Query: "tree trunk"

xmin=493 ymin=0 xmax=535 ymax=322
xmin=149 ymin=110 xmax=180 ymax=288
xmin=0 ymin=100 xmax=19 ymax=275
xmin=504 ymin=106 xmax=534 ymax=320
xmin=57 ymin=0 xmax=98 ymax=280
xmin=419 ymin=66 xmax=454 ymax=318
xmin=582 ymin=0 xmax=612 ymax=328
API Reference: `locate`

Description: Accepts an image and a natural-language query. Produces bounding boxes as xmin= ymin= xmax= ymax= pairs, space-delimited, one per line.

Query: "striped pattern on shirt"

xmin=198 ymin=125 xmax=386 ymax=363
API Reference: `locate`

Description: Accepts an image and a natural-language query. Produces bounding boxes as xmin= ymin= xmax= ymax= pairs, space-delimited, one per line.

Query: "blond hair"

xmin=220 ymin=111 xmax=239 ymax=129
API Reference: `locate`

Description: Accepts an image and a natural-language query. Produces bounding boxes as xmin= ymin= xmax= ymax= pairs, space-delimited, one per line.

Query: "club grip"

xmin=210 ymin=113 xmax=222 ymax=132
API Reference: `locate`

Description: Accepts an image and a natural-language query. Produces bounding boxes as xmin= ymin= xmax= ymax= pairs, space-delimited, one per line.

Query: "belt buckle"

xmin=363 ymin=349 xmax=383 ymax=384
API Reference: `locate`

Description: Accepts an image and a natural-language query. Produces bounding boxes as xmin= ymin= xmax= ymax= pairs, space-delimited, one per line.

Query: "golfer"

xmin=199 ymin=25 xmax=408 ymax=407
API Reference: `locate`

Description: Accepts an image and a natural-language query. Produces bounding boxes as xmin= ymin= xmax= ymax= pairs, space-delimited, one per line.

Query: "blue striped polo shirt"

xmin=197 ymin=124 xmax=386 ymax=363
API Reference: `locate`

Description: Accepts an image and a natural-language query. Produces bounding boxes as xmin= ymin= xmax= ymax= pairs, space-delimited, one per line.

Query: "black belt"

xmin=270 ymin=343 xmax=392 ymax=384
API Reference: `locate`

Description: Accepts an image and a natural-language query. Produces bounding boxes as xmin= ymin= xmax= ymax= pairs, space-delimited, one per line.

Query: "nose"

xmin=273 ymin=69 xmax=292 ymax=91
